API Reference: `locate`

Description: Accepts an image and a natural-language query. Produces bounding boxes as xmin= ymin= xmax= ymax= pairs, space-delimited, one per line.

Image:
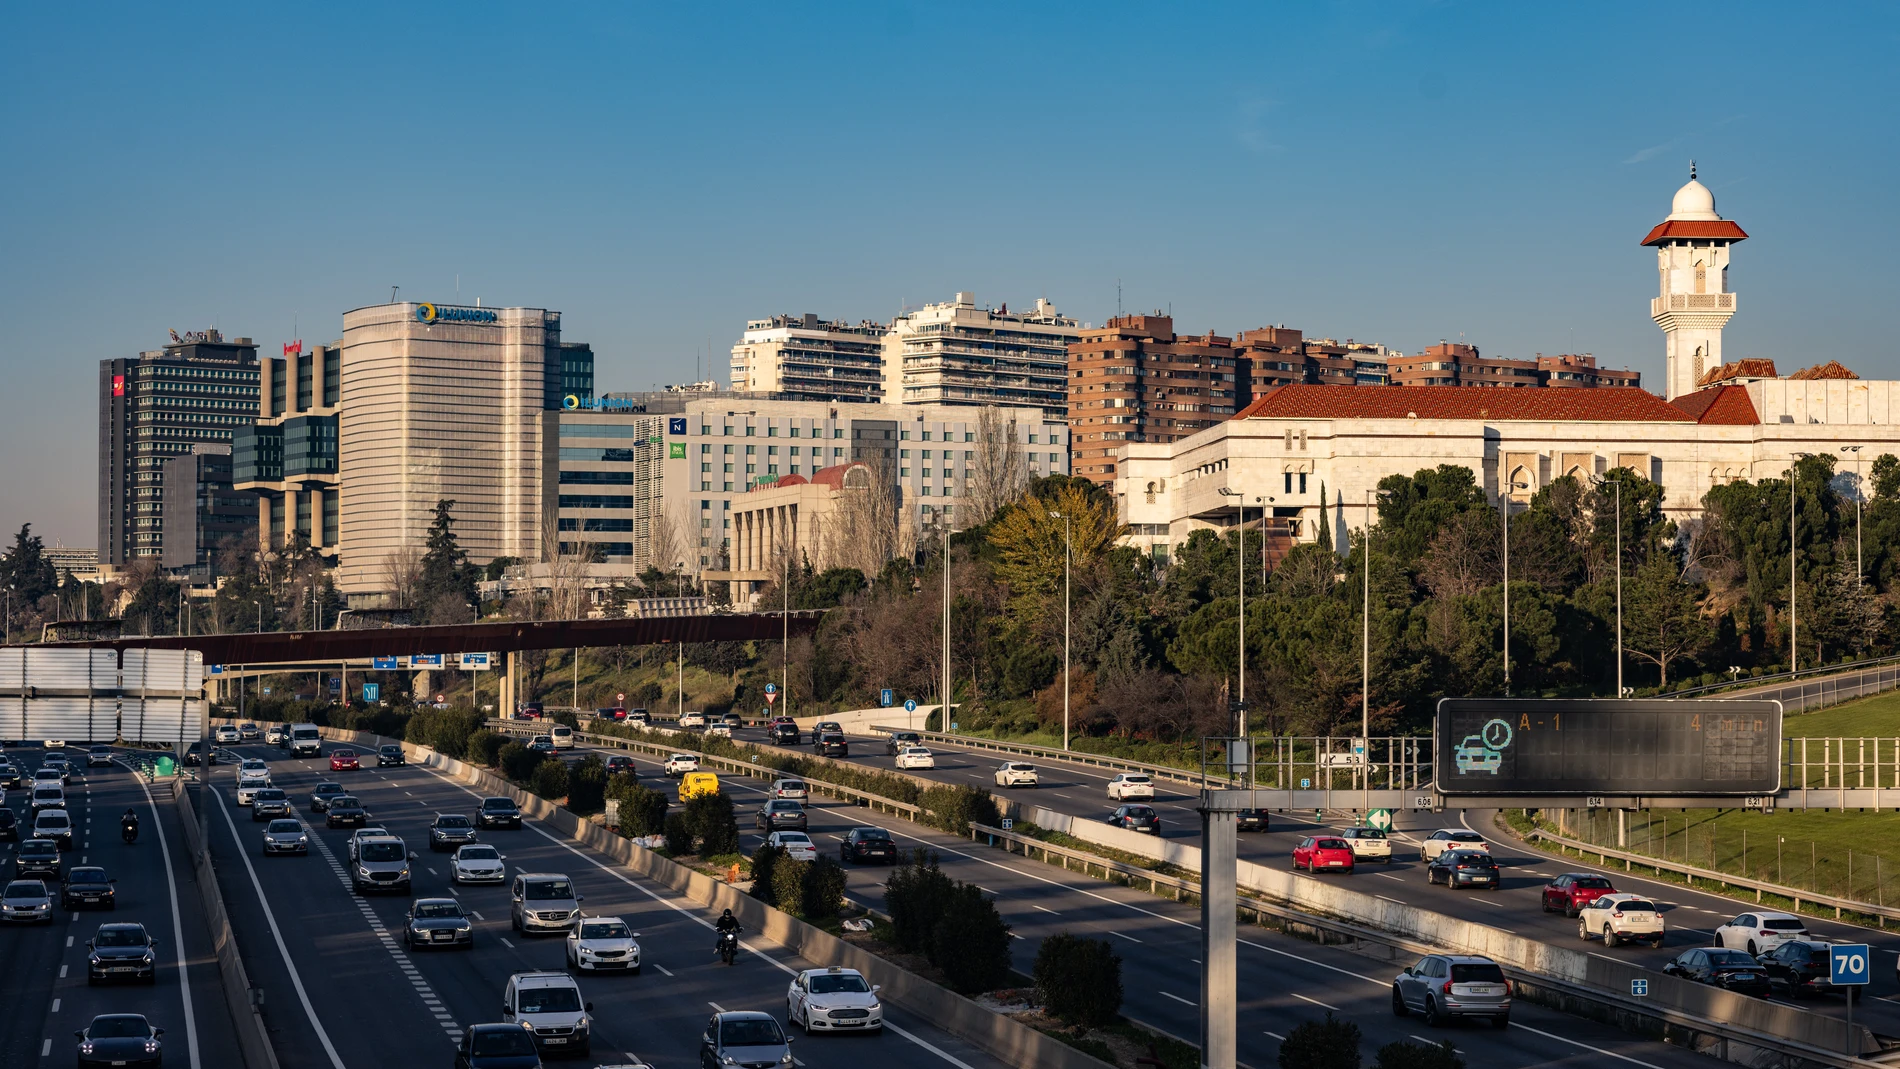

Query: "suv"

xmin=0 ymin=761 xmax=19 ymax=789
xmin=994 ymin=761 xmax=1039 ymax=788
xmin=510 ymin=873 xmax=584 ymax=934
xmin=32 ymin=809 xmax=74 ymax=849
xmin=85 ymin=922 xmax=157 ymax=984
xmin=1336 ymin=827 xmax=1393 ymax=862
xmin=1541 ymin=873 xmax=1616 ymax=916
xmin=15 ymin=838 xmax=62 ymax=878
xmin=429 ymin=814 xmax=477 ymax=851
xmin=249 ymin=788 xmax=292 ymax=821
xmin=756 ymin=800 xmax=807 ymax=832
xmin=770 ymin=721 xmax=800 ymax=745
xmin=238 ymin=722 xmax=262 ymax=741
xmin=86 ymin=746 xmax=114 ymax=768
xmin=478 ymin=797 xmax=523 ymax=829
xmin=1419 ymin=829 xmax=1487 ymax=860
xmin=30 ymin=784 xmax=65 ymax=813
xmin=1392 ymin=954 xmax=1511 ymax=1027
xmin=1714 ymin=911 xmax=1809 ymax=956
xmin=884 ymin=732 xmax=921 ymax=756
xmin=1107 ymin=773 xmax=1154 ymax=801
xmin=350 ymin=835 xmax=415 ymax=893
xmin=813 ymin=732 xmax=848 ymax=757
xmin=0 ymin=808 xmax=15 ymax=841
xmin=662 ymin=753 xmax=699 ymax=777
xmin=1578 ymin=893 xmax=1665 ymax=948
xmin=770 ymin=779 xmax=809 ymax=802
xmin=377 ymin=745 xmax=405 ymax=767
xmin=502 ymin=971 xmax=593 ymax=1055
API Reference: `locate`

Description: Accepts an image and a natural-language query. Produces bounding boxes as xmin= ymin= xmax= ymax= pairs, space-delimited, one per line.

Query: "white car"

xmin=678 ymin=712 xmax=707 ymax=729
xmin=1578 ymin=893 xmax=1665 ymax=948
xmin=565 ymin=915 xmax=641 ymax=973
xmin=1419 ymin=829 xmax=1488 ymax=860
xmin=1107 ymin=773 xmax=1155 ymax=801
xmin=994 ymin=761 xmax=1039 ymax=788
xmin=770 ymin=779 xmax=809 ymax=801
xmin=550 ymin=725 xmax=575 ymax=749
xmin=768 ymin=830 xmax=818 ymax=862
xmin=1336 ymin=827 xmax=1393 ymax=862
xmin=894 ymin=746 xmax=935 ymax=770
xmin=663 ymin=753 xmax=700 ymax=777
xmin=265 ymin=726 xmax=287 ymax=745
xmin=1714 ymin=911 xmax=1809 ymax=956
xmin=706 ymin=723 xmax=732 ymax=738
xmin=450 ymin=843 xmax=509 ymax=885
xmin=238 ymin=722 xmax=262 ymax=740
xmin=32 ymin=808 xmax=74 ymax=849
xmin=214 ymin=726 xmax=240 ymax=744
xmin=787 ymin=966 xmax=884 ymax=1034
xmin=235 ymin=761 xmax=272 ymax=805
xmin=347 ymin=826 xmax=392 ymax=862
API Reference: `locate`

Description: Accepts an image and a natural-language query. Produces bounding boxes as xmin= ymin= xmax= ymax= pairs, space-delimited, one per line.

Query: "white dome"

xmin=1667 ymin=177 xmax=1719 ymax=221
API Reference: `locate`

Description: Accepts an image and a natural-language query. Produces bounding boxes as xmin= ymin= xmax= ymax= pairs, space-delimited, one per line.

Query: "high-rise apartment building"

xmin=1232 ymin=327 xmax=1398 ymax=399
xmin=1388 ymin=343 xmax=1640 ymax=389
xmin=884 ymin=293 xmax=1078 ymax=419
xmin=233 ymin=342 xmax=342 ymax=555
xmin=729 ymin=314 xmax=886 ymax=402
xmin=1067 ymin=315 xmax=1238 ymax=486
xmin=335 ymin=302 xmax=581 ymax=600
xmin=160 ymin=444 xmax=256 ymax=580
xmin=98 ymin=331 xmax=261 ymax=565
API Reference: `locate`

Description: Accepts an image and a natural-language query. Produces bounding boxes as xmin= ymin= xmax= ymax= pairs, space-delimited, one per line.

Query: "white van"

xmin=502 ymin=971 xmax=593 ymax=1056
xmin=549 ymin=725 xmax=574 ymax=750
xmin=289 ymin=724 xmax=322 ymax=757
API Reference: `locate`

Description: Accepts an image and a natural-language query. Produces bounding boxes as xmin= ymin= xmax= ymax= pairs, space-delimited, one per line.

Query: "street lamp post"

xmin=1842 ymin=446 xmax=1865 ymax=587
xmin=1615 ymin=479 xmax=1623 ymax=698
xmin=1501 ymin=478 xmax=1529 ymax=695
xmin=1362 ymin=488 xmax=1390 ymax=812
xmin=941 ymin=521 xmax=952 ymax=734
xmin=1216 ymin=488 xmax=1247 ymax=749
xmin=1050 ymin=510 xmax=1073 ymax=750
xmin=1789 ymin=455 xmax=1813 ymax=673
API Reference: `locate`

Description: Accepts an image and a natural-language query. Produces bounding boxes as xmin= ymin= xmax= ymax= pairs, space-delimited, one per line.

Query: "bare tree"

xmin=378 ymin=544 xmax=423 ymax=609
xmin=537 ymin=521 xmax=598 ymax=620
xmin=646 ymin=507 xmax=684 ymax=578
xmin=832 ymin=455 xmax=905 ymax=577
xmin=966 ymin=406 xmax=1027 ymax=526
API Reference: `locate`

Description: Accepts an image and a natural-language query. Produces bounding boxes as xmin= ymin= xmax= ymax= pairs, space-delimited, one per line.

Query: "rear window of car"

xmin=1009 ymin=763 xmax=1035 ymax=771
xmin=1763 ymin=918 xmax=1805 ymax=930
xmin=1709 ymin=949 xmax=1758 ymax=966
xmin=1450 ymin=963 xmax=1505 ymax=983
xmin=1315 ymin=839 xmax=1348 ymax=849
xmin=1620 ymin=900 xmax=1657 ymax=912
xmin=1450 ymin=832 xmax=1484 ymax=842
xmin=1576 ymin=877 xmax=1614 ymax=889
xmin=1350 ymin=829 xmax=1386 ymax=839
xmin=853 ymin=828 xmax=891 ymax=840
xmin=779 ymin=781 xmax=806 ymax=791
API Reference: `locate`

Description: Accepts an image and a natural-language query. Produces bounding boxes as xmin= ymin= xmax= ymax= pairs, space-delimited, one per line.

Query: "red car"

xmin=1541 ymin=873 xmax=1616 ymax=917
xmin=329 ymin=748 xmax=360 ymax=771
xmin=1292 ymin=836 xmax=1356 ymax=874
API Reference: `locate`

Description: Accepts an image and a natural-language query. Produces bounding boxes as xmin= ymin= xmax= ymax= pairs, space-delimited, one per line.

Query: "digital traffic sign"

xmin=1434 ymin=698 xmax=1782 ymax=796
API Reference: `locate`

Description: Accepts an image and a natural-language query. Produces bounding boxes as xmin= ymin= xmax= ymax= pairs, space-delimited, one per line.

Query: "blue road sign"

xmin=362 ymin=683 xmax=381 ymax=702
xmin=1630 ymin=978 xmax=1649 ymax=997
xmin=327 ymin=675 xmax=341 ymax=694
xmin=373 ymin=656 xmax=401 ymax=670
xmin=1300 ymin=778 xmax=1311 ymax=789
xmin=209 ymin=664 xmax=224 ymax=675
xmin=765 ymin=683 xmax=777 ymax=695
xmin=1000 ymin=818 xmax=1014 ymax=831
xmin=904 ymin=699 xmax=917 ymax=713
xmin=1832 ymin=944 xmax=1872 ymax=986
xmin=880 ymin=689 xmax=894 ymax=708
xmin=411 ymin=654 xmax=444 ymax=668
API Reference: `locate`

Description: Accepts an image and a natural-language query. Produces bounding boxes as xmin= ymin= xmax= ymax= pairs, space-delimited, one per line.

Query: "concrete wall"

xmin=794 ymin=705 xmax=937 ymax=733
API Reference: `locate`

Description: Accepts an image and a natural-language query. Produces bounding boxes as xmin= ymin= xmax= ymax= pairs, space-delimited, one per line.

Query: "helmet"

xmin=721 ymin=909 xmax=733 ymax=918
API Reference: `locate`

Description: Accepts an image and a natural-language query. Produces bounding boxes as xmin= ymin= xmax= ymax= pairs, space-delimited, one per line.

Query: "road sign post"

xmin=903 ymin=698 xmax=917 ymax=713
xmin=1366 ymin=808 xmax=1393 ymax=833
xmin=1832 ymin=943 xmax=1870 ymax=1047
xmin=1630 ymin=978 xmax=1648 ymax=997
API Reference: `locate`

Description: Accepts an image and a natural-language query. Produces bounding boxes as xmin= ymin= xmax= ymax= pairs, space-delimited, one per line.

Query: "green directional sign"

xmin=1365 ymin=808 xmax=1394 ymax=832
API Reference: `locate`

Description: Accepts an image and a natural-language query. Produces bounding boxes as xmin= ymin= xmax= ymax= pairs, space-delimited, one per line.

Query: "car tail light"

xmin=1503 ymin=979 xmax=1513 ymax=996
xmin=1442 ymin=980 xmax=1455 ymax=995
xmin=1612 ymin=911 xmax=1624 ymax=918
xmin=1760 ymin=930 xmax=1773 ymax=937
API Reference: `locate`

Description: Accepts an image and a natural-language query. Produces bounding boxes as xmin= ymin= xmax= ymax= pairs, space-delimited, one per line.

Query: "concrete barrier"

xmin=171 ymin=778 xmax=282 ymax=1069
xmin=314 ymin=727 xmax=1113 ymax=1069
xmin=794 ymin=706 xmax=936 ymax=733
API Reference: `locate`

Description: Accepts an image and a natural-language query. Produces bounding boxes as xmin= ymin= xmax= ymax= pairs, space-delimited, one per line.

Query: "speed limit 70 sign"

xmin=1832 ymin=944 xmax=1871 ymax=986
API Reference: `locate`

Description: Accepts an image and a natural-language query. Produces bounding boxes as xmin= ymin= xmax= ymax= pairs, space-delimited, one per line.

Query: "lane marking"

xmin=51 ymin=998 xmax=60 ymax=1012
xmin=1108 ymin=931 xmax=1142 ymax=943
xmin=652 ymin=963 xmax=674 ymax=977
xmin=1263 ymin=1031 xmax=1285 ymax=1040
xmin=501 ymin=937 xmax=515 ymax=948
xmin=1033 ymin=905 xmax=1059 ymax=915
xmin=1291 ymin=992 xmax=1339 ymax=1011
xmin=127 ymin=764 xmax=202 ymax=1069
xmin=1159 ymin=991 xmax=1196 ymax=1006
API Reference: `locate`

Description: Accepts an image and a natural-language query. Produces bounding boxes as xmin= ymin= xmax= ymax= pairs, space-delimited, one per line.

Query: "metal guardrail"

xmin=485 ymin=718 xmax=921 ymax=820
xmin=1679 ymin=653 xmax=1900 ymax=708
xmin=869 ymin=726 xmax=1216 ymax=787
xmin=1528 ymin=825 xmax=1900 ymax=926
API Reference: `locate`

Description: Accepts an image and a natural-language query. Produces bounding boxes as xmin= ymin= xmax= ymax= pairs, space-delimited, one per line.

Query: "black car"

xmin=0 ymin=762 xmax=20 ymax=788
xmin=1759 ymin=940 xmax=1861 ymax=1000
xmin=604 ymin=755 xmax=636 ymax=777
xmin=85 ymin=923 xmax=156 ymax=984
xmin=15 ymin=838 xmax=61 ymax=878
xmin=1236 ymin=808 xmax=1270 ymax=832
xmin=455 ymin=1022 xmax=542 ymax=1069
xmin=74 ymin=1014 xmax=163 ymax=1067
xmin=1426 ymin=849 xmax=1500 ymax=889
xmin=325 ymin=796 xmax=370 ymax=828
xmin=62 ymin=866 xmax=117 ymax=910
xmin=1663 ymin=947 xmax=1771 ymax=996
xmin=185 ymin=740 xmax=217 ymax=766
xmin=0 ymin=808 xmax=16 ymax=841
xmin=1107 ymin=804 xmax=1161 ymax=834
xmin=756 ymin=800 xmax=808 ymax=832
xmin=429 ymin=814 xmax=478 ymax=851
xmin=840 ymin=826 xmax=897 ymax=864
xmin=478 ymin=796 xmax=523 ymax=829
xmin=769 ymin=721 xmax=800 ymax=745
xmin=884 ymin=731 xmax=922 ymax=756
xmin=405 ymin=897 xmax=475 ymax=951
xmin=308 ymin=782 xmax=347 ymax=812
xmin=378 ymin=744 xmax=405 ymax=767
xmin=813 ymin=733 xmax=849 ymax=758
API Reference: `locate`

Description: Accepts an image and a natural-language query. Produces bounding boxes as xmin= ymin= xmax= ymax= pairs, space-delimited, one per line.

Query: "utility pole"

xmin=1216 ymin=488 xmax=1246 ymax=743
xmin=1050 ymin=510 xmax=1072 ymax=750
xmin=1501 ymin=479 xmax=1527 ymax=694
xmin=1843 ymin=446 xmax=1865 ymax=586
xmin=1615 ymin=479 xmax=1623 ymax=698
xmin=782 ymin=549 xmax=790 ymax=721
xmin=1790 ymin=455 xmax=1811 ymax=674
xmin=941 ymin=522 xmax=952 ymax=733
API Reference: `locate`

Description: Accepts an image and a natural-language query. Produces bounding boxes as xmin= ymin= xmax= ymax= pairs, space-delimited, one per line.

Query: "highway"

xmin=0 ymin=744 xmax=239 ymax=1069
xmin=542 ymin=725 xmax=1726 ymax=1068
xmin=204 ymin=737 xmax=1014 ymax=1069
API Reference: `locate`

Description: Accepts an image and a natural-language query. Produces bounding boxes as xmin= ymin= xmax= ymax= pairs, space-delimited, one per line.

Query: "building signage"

xmin=668 ymin=443 xmax=687 ymax=459
xmin=668 ymin=417 xmax=687 ymax=435
xmin=284 ymin=340 xmax=303 ymax=355
xmin=112 ymin=374 xmax=125 ymax=397
xmin=562 ymin=395 xmax=649 ymax=412
xmin=415 ymin=303 xmax=498 ymax=325
xmin=372 ymin=656 xmax=403 ymax=670
xmin=168 ymin=328 xmax=224 ymax=344
xmin=459 ymin=652 xmax=492 ymax=670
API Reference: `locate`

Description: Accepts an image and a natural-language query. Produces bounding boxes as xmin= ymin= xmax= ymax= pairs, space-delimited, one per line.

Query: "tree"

xmin=418 ymin=499 xmax=477 ymax=617
xmin=1623 ymin=552 xmax=1712 ymax=687
xmin=0 ymin=524 xmax=58 ymax=604
xmin=1372 ymin=1040 xmax=1462 ymax=1069
xmin=380 ymin=543 xmax=424 ymax=610
xmin=966 ymin=406 xmax=1028 ymax=526
xmin=1278 ymin=1012 xmax=1361 ymax=1069
xmin=1033 ymin=933 xmax=1122 ymax=1027
xmin=988 ymin=478 xmax=1124 ymax=635
xmin=930 ymin=882 xmax=1012 ymax=994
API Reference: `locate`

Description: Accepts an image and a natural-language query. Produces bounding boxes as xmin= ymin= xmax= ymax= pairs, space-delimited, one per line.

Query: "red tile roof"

xmin=1669 ymin=385 xmax=1760 ymax=425
xmin=1231 ymin=385 xmax=1692 ymax=423
xmin=1698 ymin=358 xmax=1779 ymax=387
xmin=1790 ymin=359 xmax=1859 ymax=381
xmin=1641 ymin=220 xmax=1749 ymax=246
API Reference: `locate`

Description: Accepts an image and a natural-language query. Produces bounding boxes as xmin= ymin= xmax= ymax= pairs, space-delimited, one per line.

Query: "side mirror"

xmin=108 ymin=878 xmax=117 ymax=884
xmin=84 ymin=940 xmax=93 ymax=949
xmin=154 ymin=1029 xmax=165 ymax=1037
xmin=576 ymin=895 xmax=585 ymax=902
xmin=74 ymin=1031 xmax=85 ymax=1039
xmin=498 ymin=855 xmax=507 ymax=861
xmin=872 ymin=984 xmax=882 ymax=994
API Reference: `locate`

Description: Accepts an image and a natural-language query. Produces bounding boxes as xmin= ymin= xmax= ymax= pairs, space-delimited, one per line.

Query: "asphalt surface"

xmin=534 ymin=726 xmax=1727 ymax=1068
xmin=206 ymin=737 xmax=1014 ymax=1069
xmin=0 ymin=743 xmax=240 ymax=1069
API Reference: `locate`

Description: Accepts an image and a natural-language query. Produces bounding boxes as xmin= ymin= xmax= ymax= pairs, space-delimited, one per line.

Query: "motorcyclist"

xmin=714 ymin=908 xmax=740 ymax=952
xmin=121 ymin=808 xmax=140 ymax=841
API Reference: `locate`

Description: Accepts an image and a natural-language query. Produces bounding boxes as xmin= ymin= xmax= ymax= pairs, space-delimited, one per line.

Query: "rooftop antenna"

xmin=1117 ymin=278 xmax=1122 ymax=316
xmin=1690 ymin=160 xmax=1697 ymax=180
xmin=390 ymin=285 xmax=400 ymax=304
xmin=456 ymin=273 xmax=460 ymax=300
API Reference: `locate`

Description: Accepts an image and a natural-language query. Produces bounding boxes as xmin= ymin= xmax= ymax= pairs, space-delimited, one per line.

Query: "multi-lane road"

xmin=0 ymin=744 xmax=240 ymax=1069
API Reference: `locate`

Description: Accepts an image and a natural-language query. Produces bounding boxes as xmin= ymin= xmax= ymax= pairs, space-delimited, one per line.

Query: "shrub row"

xmin=1275 ymin=1013 xmax=1463 ymax=1069
xmin=884 ymin=849 xmax=1012 ymax=994
xmin=748 ymin=844 xmax=848 ymax=920
xmin=1032 ymin=933 xmax=1121 ymax=1028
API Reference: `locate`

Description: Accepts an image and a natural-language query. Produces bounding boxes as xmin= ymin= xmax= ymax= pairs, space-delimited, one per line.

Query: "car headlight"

xmin=297 ymin=835 xmax=308 ymax=843
xmin=722 ymin=1057 xmax=736 ymax=1066
xmin=521 ymin=1022 xmax=535 ymax=1032
xmin=399 ymin=868 xmax=410 ymax=879
xmin=780 ymin=1053 xmax=794 ymax=1065
xmin=141 ymin=952 xmax=153 ymax=964
xmin=457 ymin=924 xmax=472 ymax=933
xmin=357 ymin=867 xmax=371 ymax=877
xmin=88 ymin=954 xmax=101 ymax=965
xmin=79 ymin=1042 xmax=93 ymax=1054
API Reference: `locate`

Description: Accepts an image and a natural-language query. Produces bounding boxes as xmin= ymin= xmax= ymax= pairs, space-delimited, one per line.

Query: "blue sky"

xmin=3 ymin=2 xmax=1895 ymax=545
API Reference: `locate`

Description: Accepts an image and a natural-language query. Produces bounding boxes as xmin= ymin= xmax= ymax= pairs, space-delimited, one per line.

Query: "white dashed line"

xmin=1159 ymin=991 xmax=1196 ymax=1006
xmin=1292 ymin=992 xmax=1339 ymax=1011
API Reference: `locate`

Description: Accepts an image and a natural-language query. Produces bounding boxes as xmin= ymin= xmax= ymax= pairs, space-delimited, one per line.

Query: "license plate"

xmin=433 ymin=932 xmax=453 ymax=941
xmin=1326 ymin=860 xmax=1344 ymax=866
xmin=543 ymin=1037 xmax=567 ymax=1045
xmin=110 ymin=966 xmax=138 ymax=973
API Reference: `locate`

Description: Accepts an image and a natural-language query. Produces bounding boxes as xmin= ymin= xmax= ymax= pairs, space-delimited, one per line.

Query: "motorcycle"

xmin=716 ymin=927 xmax=741 ymax=966
xmin=122 ymin=822 xmax=139 ymax=844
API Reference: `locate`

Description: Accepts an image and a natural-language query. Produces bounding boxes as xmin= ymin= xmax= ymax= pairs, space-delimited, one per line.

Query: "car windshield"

xmin=334 ymin=749 xmax=354 ymax=757
xmin=1708 ymin=949 xmax=1758 ymax=966
xmin=20 ymin=842 xmax=56 ymax=856
xmin=315 ymin=784 xmax=341 ymax=794
xmin=268 ymin=821 xmax=301 ymax=833
xmin=69 ymin=868 xmax=107 ymax=883
xmin=256 ymin=790 xmax=286 ymax=800
xmin=4 ymin=882 xmax=45 ymax=899
xmin=381 ymin=746 xmax=400 ymax=753
xmin=414 ymin=901 xmax=462 ymax=918
xmin=360 ymin=843 xmax=405 ymax=862
xmin=95 ymin=927 xmax=147 ymax=947
xmin=333 ymin=797 xmax=360 ymax=808
xmin=89 ymin=1017 xmax=150 ymax=1039
xmin=581 ymin=920 xmax=631 ymax=939
xmin=241 ymin=761 xmax=265 ymax=771
xmin=518 ymin=987 xmax=582 ymax=1013
xmin=525 ymin=880 xmax=574 ymax=900
xmin=436 ymin=816 xmax=471 ymax=828
xmin=721 ymin=1018 xmax=785 ymax=1045
xmin=810 ymin=973 xmax=871 ymax=994
xmin=482 ymin=799 xmax=517 ymax=811
xmin=472 ymin=1030 xmax=537 ymax=1056
xmin=1762 ymin=918 xmax=1805 ymax=930
xmin=1450 ymin=963 xmax=1506 ymax=983
xmin=38 ymin=814 xmax=70 ymax=828
xmin=33 ymin=788 xmax=60 ymax=800
xmin=459 ymin=846 xmax=500 ymax=861
xmin=1576 ymin=877 xmax=1613 ymax=889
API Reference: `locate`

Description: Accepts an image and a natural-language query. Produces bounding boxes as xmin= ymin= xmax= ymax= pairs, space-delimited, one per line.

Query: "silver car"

xmin=510 ymin=872 xmax=584 ymax=934
xmin=701 ymin=1011 xmax=792 ymax=1069
xmin=565 ymin=915 xmax=641 ymax=972
xmin=450 ymin=844 xmax=508 ymax=885
xmin=260 ymin=819 xmax=309 ymax=856
xmin=1392 ymin=954 xmax=1511 ymax=1027
xmin=1 ymin=879 xmax=53 ymax=924
xmin=350 ymin=835 xmax=416 ymax=894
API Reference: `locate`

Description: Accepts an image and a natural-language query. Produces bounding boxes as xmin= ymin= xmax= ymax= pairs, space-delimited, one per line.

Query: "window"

xmin=767 ymin=446 xmax=778 ymax=455
xmin=900 ymin=430 xmax=910 ymax=440
xmin=767 ymin=425 xmax=777 ymax=436
xmin=700 ymin=444 xmax=710 ymax=453
xmin=922 ymin=431 xmax=932 ymax=440
xmin=1029 ymin=434 xmax=1039 ymax=443
xmin=790 ymin=427 xmax=800 ymax=437
xmin=722 ymin=444 xmax=733 ymax=454
xmin=900 ymin=449 xmax=910 ymax=459
xmin=789 ymin=446 xmax=800 ymax=456
xmin=922 ymin=450 xmax=932 ymax=459
xmin=1299 ymin=472 xmax=1308 ymax=493
xmin=900 ymin=467 xmax=910 ymax=477
xmin=699 ymin=425 xmax=712 ymax=435
xmin=964 ymin=432 xmax=974 ymax=442
xmin=723 ymin=426 xmax=733 ymax=436
xmin=833 ymin=447 xmax=845 ymax=457
xmin=1284 ymin=472 xmax=1293 ymax=494
xmin=745 ymin=445 xmax=755 ymax=455
xmin=834 ymin=429 xmax=843 ymax=438
xmin=745 ymin=425 xmax=755 ymax=436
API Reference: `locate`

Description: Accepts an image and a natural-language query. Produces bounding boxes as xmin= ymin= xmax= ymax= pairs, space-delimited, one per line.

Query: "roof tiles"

xmin=1668 ymin=385 xmax=1760 ymax=425
xmin=1231 ymin=385 xmax=1692 ymax=423
xmin=1641 ymin=220 xmax=1750 ymax=245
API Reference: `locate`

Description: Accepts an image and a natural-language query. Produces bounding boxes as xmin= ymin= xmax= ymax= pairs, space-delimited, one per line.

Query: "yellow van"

xmin=679 ymin=771 xmax=721 ymax=801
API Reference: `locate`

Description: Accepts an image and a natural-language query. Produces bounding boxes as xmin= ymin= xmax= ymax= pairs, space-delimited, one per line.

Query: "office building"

xmin=160 ymin=444 xmax=256 ymax=579
xmin=234 ymin=342 xmax=341 ymax=554
xmin=336 ymin=302 xmax=583 ymax=600
xmin=884 ymin=292 xmax=1079 ymax=419
xmin=44 ymin=545 xmax=100 ymax=584
xmin=729 ymin=314 xmax=887 ymax=402
xmin=1067 ymin=315 xmax=1239 ymax=486
xmin=98 ymin=330 xmax=261 ymax=565
xmin=1387 ymin=343 xmax=1640 ymax=389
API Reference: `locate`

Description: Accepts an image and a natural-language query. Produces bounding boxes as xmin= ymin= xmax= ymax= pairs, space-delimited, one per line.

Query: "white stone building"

xmin=883 ymin=292 xmax=1079 ymax=419
xmin=728 ymin=313 xmax=887 ymax=403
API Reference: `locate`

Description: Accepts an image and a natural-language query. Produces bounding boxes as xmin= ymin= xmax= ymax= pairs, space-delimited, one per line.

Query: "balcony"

xmin=1652 ymin=293 xmax=1736 ymax=315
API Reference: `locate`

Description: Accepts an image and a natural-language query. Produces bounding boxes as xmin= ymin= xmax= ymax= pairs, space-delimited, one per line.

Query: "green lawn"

xmin=1784 ymin=687 xmax=1900 ymax=738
